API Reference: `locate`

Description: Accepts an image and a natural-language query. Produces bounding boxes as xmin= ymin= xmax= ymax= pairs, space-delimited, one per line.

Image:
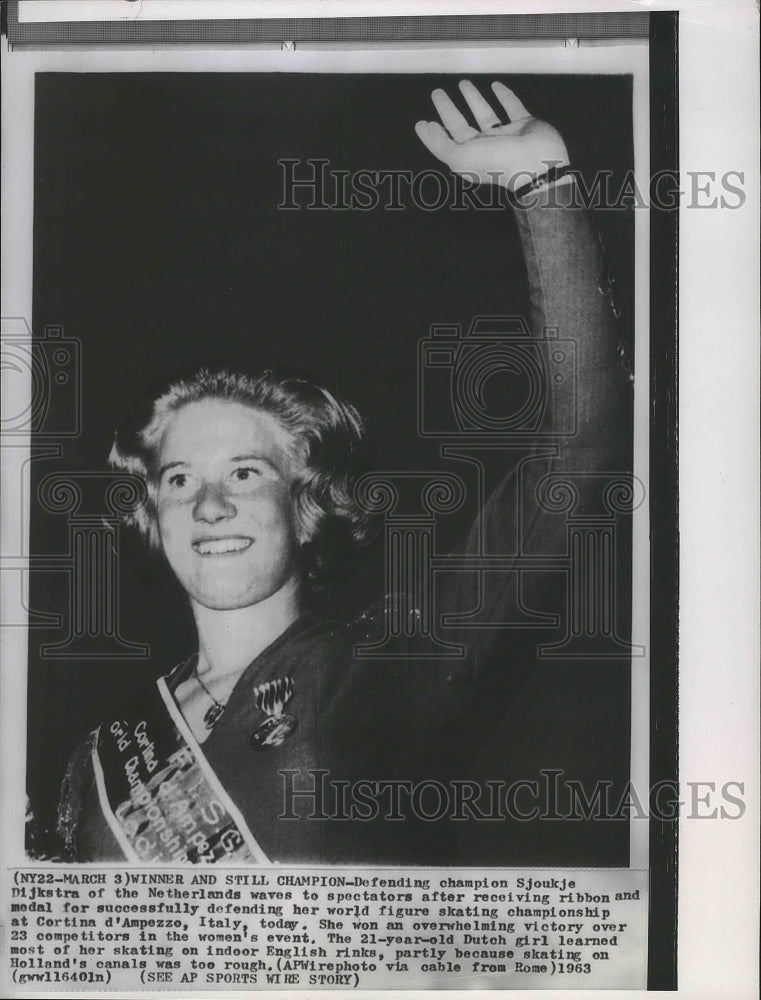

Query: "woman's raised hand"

xmin=415 ymin=80 xmax=569 ymax=192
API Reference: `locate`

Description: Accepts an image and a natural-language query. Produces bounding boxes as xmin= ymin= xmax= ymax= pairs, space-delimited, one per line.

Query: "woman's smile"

xmin=192 ymin=535 xmax=254 ymax=556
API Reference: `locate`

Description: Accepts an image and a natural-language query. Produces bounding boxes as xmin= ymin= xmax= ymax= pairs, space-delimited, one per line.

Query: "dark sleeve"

xmin=438 ymin=178 xmax=633 ymax=676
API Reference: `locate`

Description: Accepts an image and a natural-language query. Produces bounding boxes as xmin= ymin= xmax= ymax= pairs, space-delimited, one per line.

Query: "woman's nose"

xmin=192 ymin=482 xmax=237 ymax=523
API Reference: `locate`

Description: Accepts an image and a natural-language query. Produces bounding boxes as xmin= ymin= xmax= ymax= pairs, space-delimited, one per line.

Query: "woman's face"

xmin=155 ymin=398 xmax=303 ymax=611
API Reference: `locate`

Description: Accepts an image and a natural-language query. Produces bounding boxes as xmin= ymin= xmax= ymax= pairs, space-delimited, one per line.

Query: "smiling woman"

xmin=103 ymin=368 xmax=373 ymax=746
xmin=111 ymin=367 xmax=372 ymax=571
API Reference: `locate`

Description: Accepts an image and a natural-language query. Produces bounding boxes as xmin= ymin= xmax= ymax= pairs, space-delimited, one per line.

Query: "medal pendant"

xmin=203 ymin=702 xmax=224 ymax=729
xmin=250 ymin=712 xmax=298 ymax=752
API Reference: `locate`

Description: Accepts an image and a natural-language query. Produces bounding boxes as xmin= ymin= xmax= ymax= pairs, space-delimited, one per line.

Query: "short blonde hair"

xmin=109 ymin=366 xmax=374 ymax=588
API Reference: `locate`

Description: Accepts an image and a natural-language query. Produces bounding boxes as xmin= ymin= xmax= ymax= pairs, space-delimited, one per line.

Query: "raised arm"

xmin=416 ymin=79 xmax=630 ymax=454
xmin=417 ymin=81 xmax=633 ymax=672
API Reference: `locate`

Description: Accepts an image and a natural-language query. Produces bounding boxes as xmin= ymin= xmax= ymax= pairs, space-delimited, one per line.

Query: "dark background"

xmin=27 ymin=71 xmax=635 ymax=862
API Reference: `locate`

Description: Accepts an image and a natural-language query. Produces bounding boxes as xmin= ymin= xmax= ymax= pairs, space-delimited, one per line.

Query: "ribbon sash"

xmin=92 ymin=677 xmax=268 ymax=864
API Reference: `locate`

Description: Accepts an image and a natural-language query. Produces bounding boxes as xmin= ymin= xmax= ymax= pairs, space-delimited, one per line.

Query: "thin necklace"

xmin=192 ymin=663 xmax=228 ymax=730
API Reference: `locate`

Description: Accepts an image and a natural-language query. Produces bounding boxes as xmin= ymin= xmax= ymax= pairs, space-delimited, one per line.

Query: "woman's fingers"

xmin=428 ymin=82 xmax=532 ymax=142
xmin=431 ymin=88 xmax=479 ymax=142
xmin=459 ymin=79 xmax=502 ymax=130
xmin=491 ymin=81 xmax=532 ymax=122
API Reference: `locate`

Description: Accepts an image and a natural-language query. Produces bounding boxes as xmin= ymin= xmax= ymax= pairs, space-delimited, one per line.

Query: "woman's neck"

xmin=190 ymin=576 xmax=302 ymax=686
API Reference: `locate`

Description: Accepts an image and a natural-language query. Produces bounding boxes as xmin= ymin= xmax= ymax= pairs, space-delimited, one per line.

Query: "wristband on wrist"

xmin=510 ymin=165 xmax=573 ymax=203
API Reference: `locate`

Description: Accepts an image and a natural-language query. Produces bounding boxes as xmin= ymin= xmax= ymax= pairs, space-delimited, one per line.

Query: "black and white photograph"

xmin=24 ymin=66 xmax=641 ymax=871
xmin=1 ymin=1 xmax=758 ymax=997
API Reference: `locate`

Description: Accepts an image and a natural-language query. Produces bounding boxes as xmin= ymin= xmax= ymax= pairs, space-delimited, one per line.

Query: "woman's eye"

xmin=164 ymin=472 xmax=195 ymax=492
xmin=230 ymin=467 xmax=261 ymax=483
